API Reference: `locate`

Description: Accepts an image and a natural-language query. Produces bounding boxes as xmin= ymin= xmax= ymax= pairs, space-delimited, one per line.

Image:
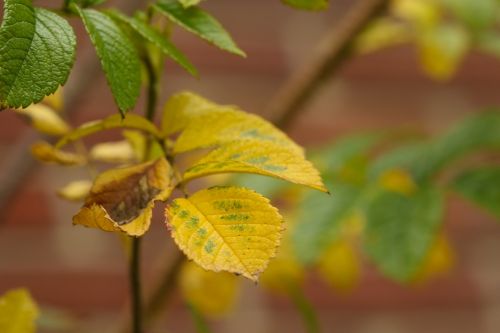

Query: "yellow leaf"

xmin=56 ymin=114 xmax=161 ymax=149
xmin=31 ymin=141 xmax=86 ymax=166
xmin=379 ymin=168 xmax=417 ymax=195
xmin=57 ymin=180 xmax=93 ymax=201
xmin=122 ymin=130 xmax=165 ymax=162
xmin=89 ymin=141 xmax=135 ymax=163
xmin=411 ymin=234 xmax=454 ymax=284
xmin=16 ymin=104 xmax=70 ymax=136
xmin=179 ymin=261 xmax=239 ymax=317
xmin=183 ymin=140 xmax=327 ymax=192
xmin=166 ymin=186 xmax=284 ymax=281
xmin=317 ymin=239 xmax=360 ymax=293
xmin=391 ymin=0 xmax=440 ymax=29
xmin=417 ymin=23 xmax=469 ymax=80
xmin=173 ymin=107 xmax=304 ymax=155
xmin=161 ymin=91 xmax=217 ymax=136
xmin=260 ymin=225 xmax=304 ymax=294
xmin=73 ymin=158 xmax=173 ymax=236
xmin=355 ymin=18 xmax=411 ymax=54
xmin=0 ymin=289 xmax=39 ymax=333
xmin=42 ymin=87 xmax=64 ymax=112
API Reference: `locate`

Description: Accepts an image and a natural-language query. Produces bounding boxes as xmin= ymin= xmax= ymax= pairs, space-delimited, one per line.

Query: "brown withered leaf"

xmin=73 ymin=158 xmax=173 ymax=236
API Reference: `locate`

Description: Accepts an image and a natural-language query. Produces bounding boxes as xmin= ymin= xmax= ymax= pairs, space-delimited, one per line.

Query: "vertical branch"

xmin=130 ymin=237 xmax=143 ymax=333
xmin=268 ymin=0 xmax=389 ymax=129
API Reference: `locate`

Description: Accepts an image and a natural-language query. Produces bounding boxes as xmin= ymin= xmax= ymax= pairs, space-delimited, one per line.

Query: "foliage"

xmin=0 ymin=289 xmax=39 ymax=333
xmin=355 ymin=0 xmax=500 ymax=80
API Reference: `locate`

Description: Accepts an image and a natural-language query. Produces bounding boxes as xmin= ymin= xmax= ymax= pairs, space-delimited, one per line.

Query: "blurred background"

xmin=1 ymin=0 xmax=500 ymax=332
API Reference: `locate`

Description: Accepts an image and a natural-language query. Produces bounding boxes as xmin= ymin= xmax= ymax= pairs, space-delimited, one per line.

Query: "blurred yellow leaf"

xmin=379 ymin=168 xmax=417 ymax=195
xmin=317 ymin=239 xmax=360 ymax=293
xmin=56 ymin=114 xmax=161 ymax=149
xmin=31 ymin=141 xmax=86 ymax=166
xmin=161 ymin=91 xmax=217 ymax=136
xmin=412 ymin=233 xmax=455 ymax=283
xmin=16 ymin=104 xmax=70 ymax=136
xmin=418 ymin=23 xmax=469 ymax=80
xmin=89 ymin=140 xmax=135 ymax=163
xmin=173 ymin=105 xmax=303 ymax=155
xmin=57 ymin=180 xmax=93 ymax=202
xmin=392 ymin=0 xmax=440 ymax=29
xmin=42 ymin=87 xmax=64 ymax=112
xmin=179 ymin=261 xmax=239 ymax=317
xmin=355 ymin=18 xmax=411 ymax=54
xmin=166 ymin=186 xmax=284 ymax=281
xmin=183 ymin=140 xmax=327 ymax=192
xmin=73 ymin=158 xmax=173 ymax=236
xmin=0 ymin=288 xmax=39 ymax=333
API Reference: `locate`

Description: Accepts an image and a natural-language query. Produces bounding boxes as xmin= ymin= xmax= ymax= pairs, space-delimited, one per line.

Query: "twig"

xmin=268 ymin=0 xmax=390 ymax=130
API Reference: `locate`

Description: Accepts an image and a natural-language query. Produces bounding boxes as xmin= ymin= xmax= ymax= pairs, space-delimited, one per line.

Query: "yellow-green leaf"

xmin=122 ymin=130 xmax=164 ymax=162
xmin=56 ymin=114 xmax=161 ymax=148
xmin=411 ymin=234 xmax=454 ymax=284
xmin=31 ymin=141 xmax=85 ymax=165
xmin=0 ymin=288 xmax=39 ymax=333
xmin=57 ymin=180 xmax=93 ymax=201
xmin=161 ymin=91 xmax=217 ymax=136
xmin=73 ymin=158 xmax=173 ymax=236
xmin=417 ymin=23 xmax=469 ymax=80
xmin=174 ymin=107 xmax=303 ymax=155
xmin=166 ymin=186 xmax=284 ymax=281
xmin=16 ymin=104 xmax=70 ymax=136
xmin=183 ymin=140 xmax=327 ymax=192
xmin=354 ymin=18 xmax=411 ymax=54
xmin=179 ymin=261 xmax=239 ymax=317
xmin=317 ymin=239 xmax=360 ymax=293
xmin=89 ymin=140 xmax=135 ymax=163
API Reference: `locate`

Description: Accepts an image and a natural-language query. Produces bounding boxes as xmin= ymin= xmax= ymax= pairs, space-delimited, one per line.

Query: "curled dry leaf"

xmin=31 ymin=141 xmax=85 ymax=166
xmin=73 ymin=158 xmax=173 ymax=236
xmin=166 ymin=186 xmax=284 ymax=281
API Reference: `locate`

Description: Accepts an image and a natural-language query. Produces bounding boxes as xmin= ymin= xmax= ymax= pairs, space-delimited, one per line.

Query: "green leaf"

xmin=75 ymin=6 xmax=141 ymax=113
xmin=78 ymin=0 xmax=107 ymax=7
xmin=293 ymin=180 xmax=362 ymax=264
xmin=282 ymin=0 xmax=329 ymax=11
xmin=0 ymin=288 xmax=39 ymax=333
xmin=412 ymin=111 xmax=500 ymax=181
xmin=452 ymin=167 xmax=500 ymax=220
xmin=109 ymin=10 xmax=197 ymax=76
xmin=179 ymin=0 xmax=204 ymax=8
xmin=154 ymin=0 xmax=245 ymax=56
xmin=0 ymin=0 xmax=76 ymax=108
xmin=56 ymin=114 xmax=161 ymax=148
xmin=364 ymin=186 xmax=444 ymax=282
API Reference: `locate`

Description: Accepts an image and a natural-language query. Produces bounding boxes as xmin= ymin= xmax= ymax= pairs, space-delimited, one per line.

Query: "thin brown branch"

xmin=268 ymin=0 xmax=390 ymax=130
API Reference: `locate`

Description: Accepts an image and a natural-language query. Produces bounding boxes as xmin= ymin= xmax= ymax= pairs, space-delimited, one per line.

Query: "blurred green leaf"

xmin=154 ymin=0 xmax=245 ymax=56
xmin=368 ymin=142 xmax=428 ymax=180
xmin=293 ymin=180 xmax=362 ymax=264
xmin=412 ymin=111 xmax=500 ymax=181
xmin=441 ymin=0 xmax=497 ymax=31
xmin=179 ymin=0 xmax=203 ymax=8
xmin=231 ymin=174 xmax=289 ymax=199
xmin=282 ymin=0 xmax=329 ymax=11
xmin=0 ymin=289 xmax=39 ymax=333
xmin=452 ymin=167 xmax=500 ymax=220
xmin=364 ymin=185 xmax=444 ymax=282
